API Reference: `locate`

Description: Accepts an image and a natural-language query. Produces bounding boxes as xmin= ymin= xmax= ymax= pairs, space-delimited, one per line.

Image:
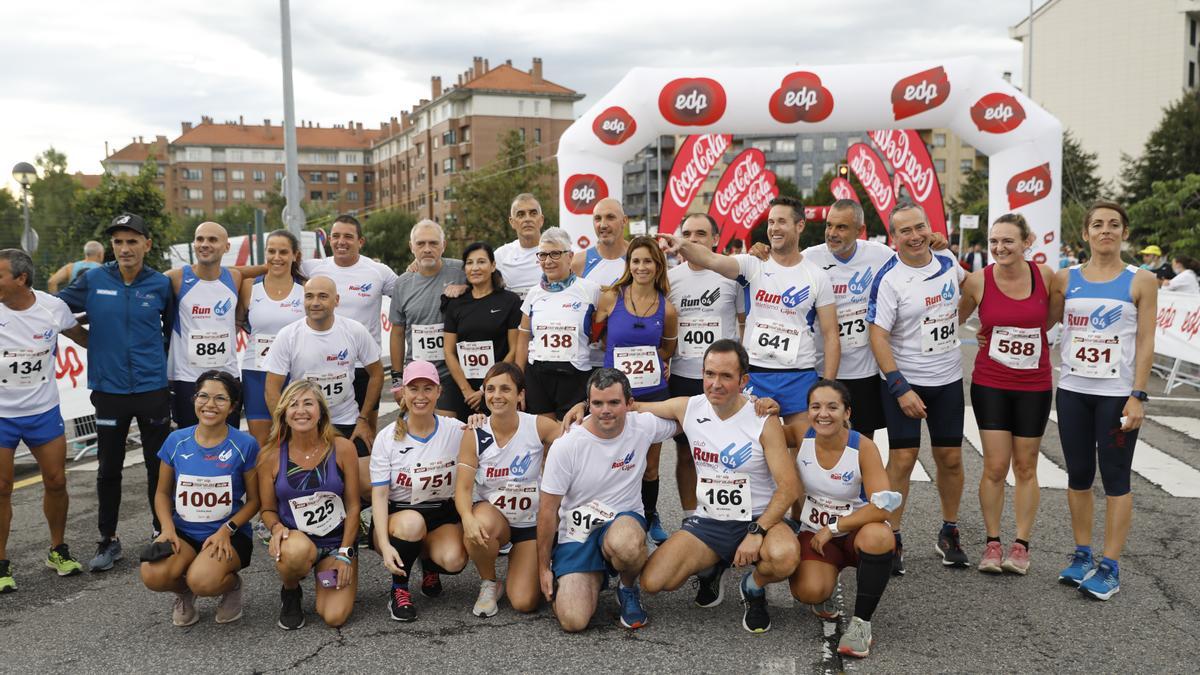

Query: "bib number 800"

xmin=807 ymin=508 xmax=835 ymax=527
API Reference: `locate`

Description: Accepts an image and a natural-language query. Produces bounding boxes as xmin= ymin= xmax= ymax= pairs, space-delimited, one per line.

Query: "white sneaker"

xmin=472 ymin=579 xmax=504 ymax=617
xmin=173 ymin=590 xmax=199 ymax=627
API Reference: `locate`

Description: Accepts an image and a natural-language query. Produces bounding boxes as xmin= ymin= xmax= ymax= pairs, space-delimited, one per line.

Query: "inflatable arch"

xmin=556 ymin=57 xmax=1063 ymax=265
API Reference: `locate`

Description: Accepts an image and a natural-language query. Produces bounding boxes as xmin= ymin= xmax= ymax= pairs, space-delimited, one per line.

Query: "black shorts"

xmin=524 ymin=361 xmax=590 ymax=419
xmin=177 ymin=529 xmax=253 ymax=570
xmin=510 ymin=525 xmax=537 ymax=544
xmin=970 ymin=383 xmax=1052 ymax=438
xmin=333 ymin=423 xmax=371 ymax=458
xmin=171 ymin=378 xmax=242 ymax=430
xmin=388 ymin=499 xmax=462 ymax=533
xmin=681 ymin=516 xmax=801 ymax=565
xmin=436 ymin=382 xmax=472 ymax=421
xmin=881 ymin=379 xmax=964 ymax=449
xmin=840 ymin=376 xmax=885 ymax=433
xmin=352 ymin=367 xmax=380 ymax=413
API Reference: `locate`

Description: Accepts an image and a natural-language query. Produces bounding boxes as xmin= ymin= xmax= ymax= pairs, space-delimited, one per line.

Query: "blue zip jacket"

xmin=58 ymin=261 xmax=174 ymax=394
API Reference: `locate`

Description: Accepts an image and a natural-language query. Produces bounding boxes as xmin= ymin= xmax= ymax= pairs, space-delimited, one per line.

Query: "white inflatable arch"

xmin=556 ymin=57 xmax=1062 ymax=265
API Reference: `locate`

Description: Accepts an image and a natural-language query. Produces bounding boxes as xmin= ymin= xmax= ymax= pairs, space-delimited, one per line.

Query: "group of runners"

xmin=0 ymin=191 xmax=1153 ymax=659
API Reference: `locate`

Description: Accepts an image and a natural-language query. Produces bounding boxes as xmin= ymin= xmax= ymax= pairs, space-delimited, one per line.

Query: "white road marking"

xmin=872 ymin=428 xmax=932 ymax=482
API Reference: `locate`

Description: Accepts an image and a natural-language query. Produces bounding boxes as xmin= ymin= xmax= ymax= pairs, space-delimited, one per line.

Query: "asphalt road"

xmin=4 ymin=337 xmax=1199 ymax=674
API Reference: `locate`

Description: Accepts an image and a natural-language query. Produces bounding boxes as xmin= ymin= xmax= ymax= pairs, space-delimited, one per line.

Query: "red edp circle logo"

xmin=970 ymin=93 xmax=1026 ymax=133
xmin=891 ymin=66 xmax=951 ymax=121
xmin=658 ymin=77 xmax=727 ymax=126
xmin=768 ymin=71 xmax=834 ymax=123
xmin=563 ymin=174 xmax=609 ymax=215
xmin=1006 ymin=163 xmax=1052 ymax=209
xmin=592 ymin=107 xmax=638 ymax=145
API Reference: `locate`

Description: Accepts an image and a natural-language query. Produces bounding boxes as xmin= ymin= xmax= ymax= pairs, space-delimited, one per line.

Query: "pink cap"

xmin=401 ymin=360 xmax=440 ymax=387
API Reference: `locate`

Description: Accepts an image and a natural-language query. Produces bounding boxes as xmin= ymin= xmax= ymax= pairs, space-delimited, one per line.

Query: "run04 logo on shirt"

xmin=735 ymin=255 xmax=834 ymax=369
xmin=668 ymin=265 xmax=741 ymax=380
xmin=803 ymin=240 xmax=895 ymax=379
xmin=170 ymin=266 xmax=239 ymax=381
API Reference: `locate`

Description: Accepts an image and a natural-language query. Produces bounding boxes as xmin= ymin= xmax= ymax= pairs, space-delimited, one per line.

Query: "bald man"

xmin=166 ymin=222 xmax=247 ymax=428
xmin=47 ymin=240 xmax=104 ymax=292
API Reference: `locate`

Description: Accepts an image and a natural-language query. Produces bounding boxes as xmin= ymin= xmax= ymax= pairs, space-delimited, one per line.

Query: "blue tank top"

xmin=276 ymin=442 xmax=347 ymax=549
xmin=604 ymin=290 xmax=668 ymax=397
xmin=71 ymin=261 xmax=100 ymax=281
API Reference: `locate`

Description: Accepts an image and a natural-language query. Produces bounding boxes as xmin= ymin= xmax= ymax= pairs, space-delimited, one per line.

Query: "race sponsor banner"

xmin=658 ymin=133 xmax=732 ymax=235
xmin=868 ymin=129 xmax=947 ymax=236
xmin=707 ymin=148 xmax=779 ymax=251
xmin=1155 ymin=291 xmax=1200 ymax=364
xmin=846 ymin=143 xmax=895 ymax=230
xmin=829 ymin=177 xmax=867 ymax=240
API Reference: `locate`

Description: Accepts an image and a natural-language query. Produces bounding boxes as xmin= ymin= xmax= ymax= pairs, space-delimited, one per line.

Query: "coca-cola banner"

xmin=707 ymin=149 xmax=779 ymax=250
xmin=868 ymin=129 xmax=947 ymax=236
xmin=658 ymin=134 xmax=732 ymax=234
xmin=846 ymin=143 xmax=895 ymax=230
xmin=556 ymin=58 xmax=1063 ymax=264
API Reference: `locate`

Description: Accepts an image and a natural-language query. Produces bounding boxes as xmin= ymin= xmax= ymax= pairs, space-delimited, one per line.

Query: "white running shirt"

xmin=263 ymin=317 xmax=380 ymax=424
xmin=0 ymin=291 xmax=77 ymax=418
xmin=169 ymin=266 xmax=239 ymax=381
xmin=803 ymin=240 xmax=895 ymax=379
xmin=495 ymin=240 xmax=541 ymax=298
xmin=796 ymin=430 xmax=868 ymax=535
xmin=370 ymin=415 xmax=465 ymax=506
xmin=243 ymin=278 xmax=305 ymax=372
xmin=735 ymin=254 xmax=835 ymax=370
xmin=668 ymin=265 xmax=742 ymax=380
xmin=521 ymin=278 xmax=601 ymax=372
xmin=301 ymin=256 xmax=398 ymax=348
xmin=472 ymin=412 xmax=543 ymax=526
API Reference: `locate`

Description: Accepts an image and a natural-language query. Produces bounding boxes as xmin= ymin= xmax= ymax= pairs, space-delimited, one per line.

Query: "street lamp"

xmin=11 ymin=161 xmax=38 ymax=254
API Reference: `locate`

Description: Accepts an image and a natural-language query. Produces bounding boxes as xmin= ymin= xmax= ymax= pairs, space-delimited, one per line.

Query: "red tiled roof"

xmin=174 ymin=122 xmax=383 ymax=149
xmin=72 ymin=172 xmax=103 ymax=190
xmin=106 ymin=140 xmax=167 ymax=163
xmin=463 ymin=63 xmax=576 ymax=95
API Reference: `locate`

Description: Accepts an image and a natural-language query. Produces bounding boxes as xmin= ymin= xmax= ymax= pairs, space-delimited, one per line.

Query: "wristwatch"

xmin=746 ymin=521 xmax=766 ymax=537
xmin=225 ymin=520 xmax=239 ymax=535
xmin=1131 ymin=390 xmax=1149 ymax=402
xmin=828 ymin=518 xmax=840 ymax=536
xmin=337 ymin=546 xmax=356 ymax=559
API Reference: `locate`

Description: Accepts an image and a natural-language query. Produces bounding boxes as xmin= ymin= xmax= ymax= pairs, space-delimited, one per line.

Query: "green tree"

xmin=0 ymin=189 xmax=22 ymax=250
xmin=449 ymin=130 xmax=556 ymax=250
xmin=361 ymin=209 xmax=419 ymax=271
xmin=1060 ymin=130 xmax=1110 ymax=250
xmin=76 ymin=159 xmax=180 ymax=271
xmin=29 ymin=147 xmax=84 ymax=280
xmin=1121 ymin=91 xmax=1200 ymax=204
xmin=948 ymin=167 xmax=989 ymax=248
xmin=1126 ymin=174 xmax=1200 ymax=258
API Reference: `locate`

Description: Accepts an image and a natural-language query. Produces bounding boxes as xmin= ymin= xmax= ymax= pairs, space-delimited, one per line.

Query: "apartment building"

xmin=101 ymin=135 xmax=170 ymax=195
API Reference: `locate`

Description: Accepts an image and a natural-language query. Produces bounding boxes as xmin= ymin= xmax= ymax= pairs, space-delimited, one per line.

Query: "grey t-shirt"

xmin=389 ymin=259 xmax=466 ymax=378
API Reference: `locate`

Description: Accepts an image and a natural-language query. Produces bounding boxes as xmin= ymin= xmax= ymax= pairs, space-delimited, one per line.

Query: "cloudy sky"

xmin=0 ymin=0 xmax=1040 ymax=185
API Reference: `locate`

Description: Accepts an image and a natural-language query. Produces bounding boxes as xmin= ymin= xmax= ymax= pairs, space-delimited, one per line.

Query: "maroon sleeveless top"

xmin=973 ymin=261 xmax=1052 ymax=391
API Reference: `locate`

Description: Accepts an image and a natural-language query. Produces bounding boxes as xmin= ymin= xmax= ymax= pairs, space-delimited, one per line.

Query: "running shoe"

xmin=472 ymin=579 xmax=503 ymax=618
xmin=88 ymin=537 xmax=123 ymax=572
xmin=420 ymin=570 xmax=443 ymax=598
xmin=693 ymin=564 xmax=726 ymax=608
xmin=252 ymin=518 xmax=273 ymax=546
xmin=278 ymin=585 xmax=305 ymax=630
xmin=215 ymin=575 xmax=244 ymax=623
xmin=172 ymin=590 xmax=199 ymax=627
xmin=935 ymin=527 xmax=969 ymax=568
xmin=811 ymin=581 xmax=842 ymax=620
xmin=1078 ymin=562 xmax=1120 ymax=601
xmin=1058 ymin=549 xmax=1094 ymax=587
xmin=738 ymin=572 xmax=771 ymax=633
xmin=46 ymin=544 xmax=83 ymax=577
xmin=837 ymin=616 xmax=874 ymax=658
xmin=498 ymin=541 xmax=513 ymax=556
xmin=647 ymin=514 xmax=669 ymax=545
xmin=1001 ymin=542 xmax=1031 ymax=575
xmin=977 ymin=541 xmax=1004 ymax=574
xmin=0 ymin=560 xmax=15 ymax=593
xmin=891 ymin=546 xmax=906 ymax=577
xmin=617 ymin=583 xmax=649 ymax=629
xmin=389 ymin=586 xmax=416 ymax=622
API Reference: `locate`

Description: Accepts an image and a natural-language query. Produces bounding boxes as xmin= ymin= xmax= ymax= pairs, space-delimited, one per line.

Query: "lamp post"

xmin=11 ymin=161 xmax=38 ymax=254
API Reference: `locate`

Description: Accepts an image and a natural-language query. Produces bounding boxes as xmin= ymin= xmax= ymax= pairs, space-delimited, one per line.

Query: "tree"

xmin=0 ymin=189 xmax=22 ymax=250
xmin=76 ymin=159 xmax=180 ymax=271
xmin=1121 ymin=91 xmax=1200 ymax=204
xmin=29 ymin=147 xmax=83 ymax=281
xmin=1126 ymin=174 xmax=1200 ymax=258
xmin=1060 ymin=130 xmax=1110 ymax=249
xmin=449 ymin=130 xmax=556 ymax=250
xmin=948 ymin=167 xmax=989 ymax=248
xmin=361 ymin=209 xmax=419 ymax=271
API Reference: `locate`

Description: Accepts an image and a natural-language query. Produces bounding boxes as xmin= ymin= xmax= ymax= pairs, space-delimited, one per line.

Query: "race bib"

xmin=678 ymin=317 xmax=722 ymax=359
xmin=803 ymin=494 xmax=854 ymax=534
xmin=305 ymin=370 xmax=352 ymax=407
xmin=0 ymin=347 xmax=51 ymax=388
xmin=836 ymin=305 xmax=869 ymax=349
xmin=188 ymin=330 xmax=231 ymax=368
xmin=408 ymin=459 xmax=455 ymax=504
xmin=289 ymin=491 xmax=346 ymax=537
xmin=564 ymin=500 xmax=615 ymax=543
xmin=175 ymin=474 xmax=234 ymax=523
xmin=920 ymin=310 xmax=958 ymax=354
xmin=253 ymin=333 xmax=276 ymax=363
xmin=613 ymin=345 xmax=660 ymax=389
xmin=696 ymin=472 xmax=752 ymax=521
xmin=457 ymin=340 xmax=495 ymax=380
xmin=988 ymin=326 xmax=1042 ymax=370
xmin=1065 ymin=332 xmax=1122 ymax=379
xmin=531 ymin=320 xmax=575 ymax=362
xmin=747 ymin=319 xmax=801 ymax=365
xmin=488 ymin=481 xmax=539 ymax=526
xmin=412 ymin=323 xmax=444 ymax=361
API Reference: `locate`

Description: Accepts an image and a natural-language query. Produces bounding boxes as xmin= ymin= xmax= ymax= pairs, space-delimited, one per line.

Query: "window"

xmin=274 ymin=171 xmax=284 ymax=182
xmin=232 ymin=189 xmax=245 ymax=200
xmin=433 ymin=137 xmax=439 ymax=149
xmin=213 ymin=169 xmax=226 ymax=182
xmin=934 ymin=159 xmax=946 ymax=173
xmin=186 ymin=148 xmax=204 ymax=161
xmin=444 ymin=188 xmax=452 ymax=200
xmin=518 ymin=128 xmax=526 ymax=142
xmin=822 ymin=163 xmax=834 ymax=176
xmin=365 ymin=191 xmax=374 ymax=203
xmin=274 ymin=151 xmax=284 ymax=162
xmin=801 ymin=138 xmax=814 ymax=152
xmin=214 ymin=189 xmax=227 ymax=201
xmin=364 ymin=172 xmax=374 ymax=184
xmin=822 ymin=137 xmax=837 ymax=151
xmin=442 ymin=130 xmax=456 ymax=145
xmin=1192 ymin=18 xmax=1197 ymax=46
xmin=775 ymin=139 xmax=795 ymax=153
xmin=182 ymin=168 xmax=202 ymax=181
xmin=462 ymin=155 xmax=471 ymax=170
xmin=212 ymin=150 xmax=225 ymax=162
xmin=518 ymin=100 xmax=525 ymax=115
xmin=231 ymin=170 xmax=245 ymax=181
xmin=775 ymin=164 xmax=796 ymax=178
xmin=416 ymin=143 xmax=424 ymax=158
xmin=310 ymin=191 xmax=323 ymax=200
xmin=253 ymin=189 xmax=266 ymax=200
xmin=326 ymin=172 xmax=339 ymax=183
xmin=960 ymin=159 xmax=974 ymax=173
xmin=327 ymin=191 xmax=339 ymax=202
xmin=309 ymin=172 xmax=322 ymax=183
xmin=184 ymin=207 xmax=204 ymax=217
xmin=346 ymin=191 xmax=359 ymax=202
xmin=801 ymin=164 xmax=813 ymax=177
xmin=346 ymin=171 xmax=358 ymax=184
xmin=933 ymin=133 xmax=946 ymax=147
xmin=443 ymin=158 xmax=455 ymax=173
xmin=1191 ymin=61 xmax=1196 ymax=89
xmin=751 ymin=140 xmax=772 ymax=151
xmin=251 ymin=150 xmax=264 ymax=162
xmin=535 ymin=127 xmax=542 ymax=143
xmin=229 ymin=150 xmax=244 ymax=162
xmin=186 ymin=188 xmax=203 ymax=200
xmin=252 ymin=170 xmax=265 ymax=182
xmin=461 ymin=126 xmax=471 ymax=142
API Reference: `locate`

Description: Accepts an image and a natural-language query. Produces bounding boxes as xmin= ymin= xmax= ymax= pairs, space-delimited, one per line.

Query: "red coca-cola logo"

xmin=768 ymin=71 xmax=834 ymax=123
xmin=658 ymin=77 xmax=727 ymax=126
xmin=891 ymin=66 xmax=951 ymax=121
xmin=970 ymin=93 xmax=1026 ymax=134
xmin=847 ymin=144 xmax=895 ymax=214
xmin=592 ymin=106 xmax=638 ymax=145
xmin=563 ymin=174 xmax=608 ymax=215
xmin=1006 ymin=163 xmax=1052 ymax=209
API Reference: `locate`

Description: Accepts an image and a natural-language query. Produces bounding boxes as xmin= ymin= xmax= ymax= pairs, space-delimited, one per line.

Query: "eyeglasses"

xmin=194 ymin=392 xmax=232 ymax=406
xmin=536 ymin=250 xmax=570 ymax=261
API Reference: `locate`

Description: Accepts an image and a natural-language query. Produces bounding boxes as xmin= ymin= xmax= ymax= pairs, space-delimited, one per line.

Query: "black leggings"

xmin=91 ymin=389 xmax=173 ymax=538
xmin=1055 ymin=388 xmax=1137 ymax=496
